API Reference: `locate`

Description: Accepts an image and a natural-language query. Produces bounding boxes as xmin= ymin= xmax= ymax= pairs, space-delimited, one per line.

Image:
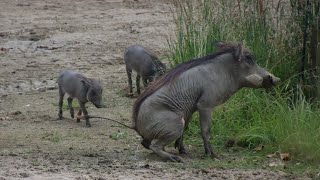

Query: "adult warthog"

xmin=132 ymin=42 xmax=280 ymax=162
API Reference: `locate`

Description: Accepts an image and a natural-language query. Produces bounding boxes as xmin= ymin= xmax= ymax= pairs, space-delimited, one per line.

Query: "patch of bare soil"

xmin=0 ymin=0 xmax=305 ymax=179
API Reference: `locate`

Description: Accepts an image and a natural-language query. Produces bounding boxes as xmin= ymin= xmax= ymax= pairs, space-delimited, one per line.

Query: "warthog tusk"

xmin=245 ymin=74 xmax=263 ymax=86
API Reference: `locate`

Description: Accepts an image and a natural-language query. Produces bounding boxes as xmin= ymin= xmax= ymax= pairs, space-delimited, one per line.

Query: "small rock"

xmin=50 ymin=59 xmax=59 ymax=63
xmin=46 ymin=86 xmax=57 ymax=90
xmin=0 ymin=47 xmax=8 ymax=51
xmin=269 ymin=161 xmax=285 ymax=167
xmin=37 ymin=87 xmax=46 ymax=92
xmin=20 ymin=172 xmax=29 ymax=178
xmin=277 ymin=170 xmax=288 ymax=176
xmin=104 ymin=60 xmax=114 ymax=65
xmin=141 ymin=164 xmax=150 ymax=169
xmin=9 ymin=111 xmax=22 ymax=116
xmin=200 ymin=169 xmax=209 ymax=174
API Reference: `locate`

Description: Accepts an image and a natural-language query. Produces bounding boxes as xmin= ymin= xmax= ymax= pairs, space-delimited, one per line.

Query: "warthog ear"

xmin=234 ymin=41 xmax=244 ymax=61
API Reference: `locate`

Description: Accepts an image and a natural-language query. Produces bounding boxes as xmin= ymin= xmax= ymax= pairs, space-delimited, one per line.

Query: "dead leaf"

xmin=9 ymin=111 xmax=22 ymax=116
xmin=280 ymin=153 xmax=290 ymax=161
xmin=269 ymin=161 xmax=285 ymax=167
xmin=253 ymin=144 xmax=264 ymax=152
xmin=267 ymin=153 xmax=277 ymax=158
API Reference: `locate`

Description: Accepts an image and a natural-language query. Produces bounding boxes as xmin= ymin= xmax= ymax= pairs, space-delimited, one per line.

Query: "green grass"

xmin=184 ymin=89 xmax=320 ymax=161
xmin=110 ymin=130 xmax=128 ymax=140
xmin=167 ymin=0 xmax=320 ymax=171
xmin=52 ymin=100 xmax=80 ymax=110
xmin=41 ymin=131 xmax=63 ymax=143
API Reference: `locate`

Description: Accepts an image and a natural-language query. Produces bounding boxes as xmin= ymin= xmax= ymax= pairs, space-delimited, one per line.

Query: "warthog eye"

xmin=245 ymin=55 xmax=255 ymax=65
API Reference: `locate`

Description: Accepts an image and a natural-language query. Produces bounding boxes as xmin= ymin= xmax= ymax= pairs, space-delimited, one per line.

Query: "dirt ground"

xmin=0 ymin=0 xmax=306 ymax=179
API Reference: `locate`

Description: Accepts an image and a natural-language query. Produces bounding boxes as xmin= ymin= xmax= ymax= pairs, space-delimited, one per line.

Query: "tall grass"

xmin=168 ymin=0 xmax=320 ymax=162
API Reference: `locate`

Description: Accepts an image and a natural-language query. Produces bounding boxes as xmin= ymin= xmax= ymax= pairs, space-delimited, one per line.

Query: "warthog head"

xmin=217 ymin=41 xmax=280 ymax=88
xmin=83 ymin=79 xmax=103 ymax=108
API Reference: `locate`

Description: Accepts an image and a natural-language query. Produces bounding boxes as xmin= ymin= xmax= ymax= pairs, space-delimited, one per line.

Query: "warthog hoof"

xmin=85 ymin=122 xmax=92 ymax=128
xmin=141 ymin=139 xmax=151 ymax=149
xmin=169 ymin=155 xmax=184 ymax=163
xmin=174 ymin=140 xmax=187 ymax=154
xmin=58 ymin=114 xmax=63 ymax=120
xmin=179 ymin=148 xmax=187 ymax=154
xmin=204 ymin=144 xmax=217 ymax=158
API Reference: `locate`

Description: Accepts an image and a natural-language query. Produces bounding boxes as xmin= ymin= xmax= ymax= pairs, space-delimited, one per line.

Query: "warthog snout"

xmin=245 ymin=73 xmax=280 ymax=88
xmin=268 ymin=74 xmax=280 ymax=85
xmin=263 ymin=74 xmax=280 ymax=88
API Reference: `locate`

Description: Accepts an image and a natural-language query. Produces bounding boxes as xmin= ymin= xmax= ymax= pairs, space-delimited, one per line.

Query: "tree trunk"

xmin=310 ymin=18 xmax=320 ymax=99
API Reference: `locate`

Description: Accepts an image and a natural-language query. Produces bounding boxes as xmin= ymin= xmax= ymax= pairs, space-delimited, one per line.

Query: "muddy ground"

xmin=0 ymin=0 xmax=307 ymax=179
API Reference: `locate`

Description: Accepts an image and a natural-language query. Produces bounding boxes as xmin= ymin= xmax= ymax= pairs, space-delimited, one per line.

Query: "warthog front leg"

xmin=76 ymin=109 xmax=82 ymax=123
xmin=126 ymin=67 xmax=133 ymax=94
xmin=199 ymin=108 xmax=216 ymax=157
xmin=136 ymin=74 xmax=141 ymax=94
xmin=58 ymin=87 xmax=65 ymax=120
xmin=79 ymin=101 xmax=91 ymax=127
xmin=67 ymin=97 xmax=74 ymax=119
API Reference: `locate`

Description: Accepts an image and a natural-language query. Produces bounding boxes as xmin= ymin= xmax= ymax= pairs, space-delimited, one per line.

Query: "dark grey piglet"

xmin=124 ymin=45 xmax=166 ymax=94
xmin=57 ymin=70 xmax=103 ymax=127
xmin=132 ymin=42 xmax=280 ymax=162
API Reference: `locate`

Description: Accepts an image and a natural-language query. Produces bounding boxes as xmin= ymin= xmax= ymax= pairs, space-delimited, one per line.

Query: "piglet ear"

xmin=234 ymin=41 xmax=244 ymax=61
